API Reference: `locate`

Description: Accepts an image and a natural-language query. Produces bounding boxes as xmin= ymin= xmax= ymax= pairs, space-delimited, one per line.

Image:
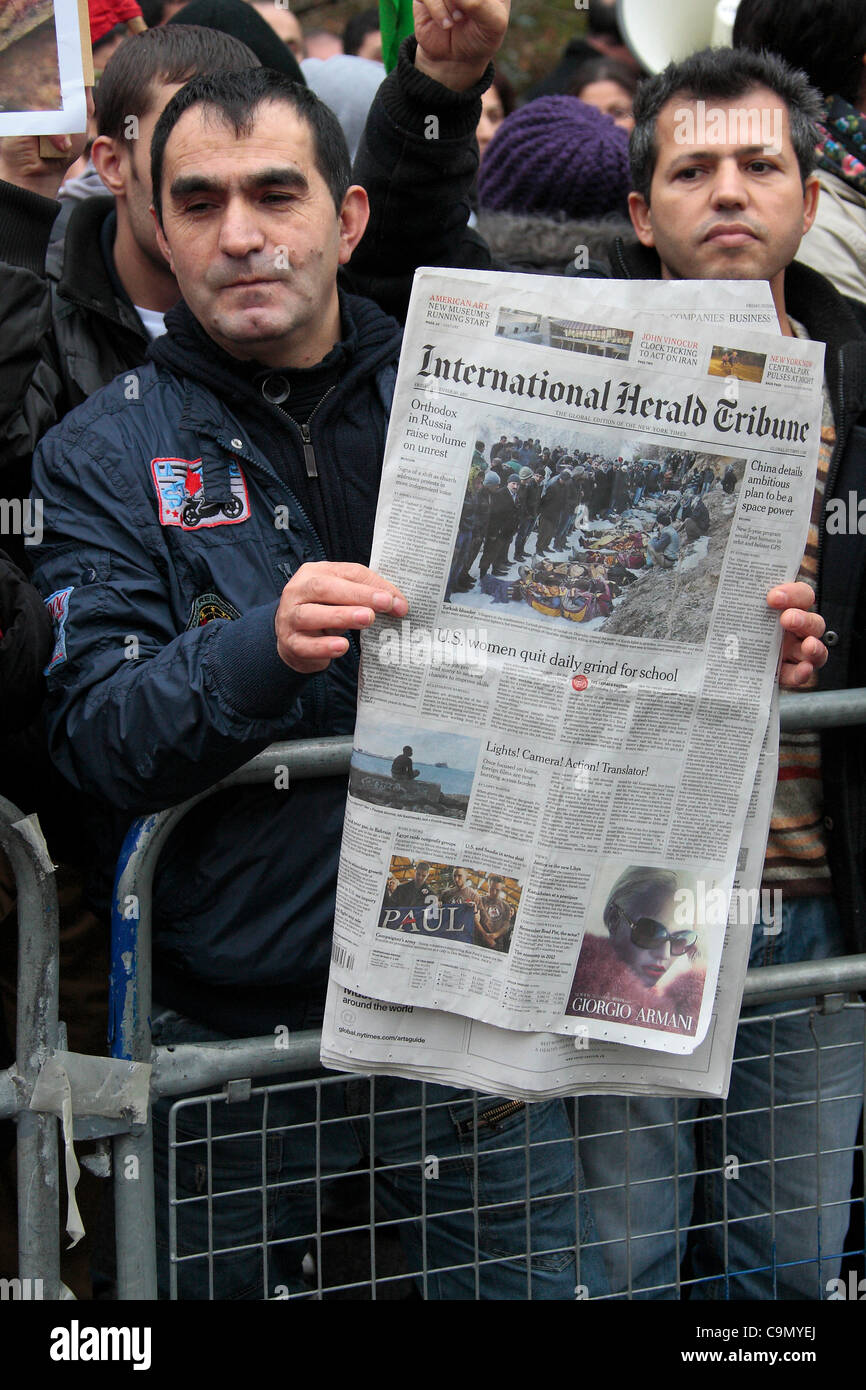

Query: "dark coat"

xmin=486 ymin=486 xmax=518 ymax=540
xmin=30 ymin=292 xmax=403 ymax=1034
xmin=0 ymin=549 xmax=53 ymax=736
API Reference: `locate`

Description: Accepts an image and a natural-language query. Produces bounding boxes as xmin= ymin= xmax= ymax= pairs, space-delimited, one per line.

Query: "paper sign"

xmin=0 ymin=0 xmax=88 ymax=135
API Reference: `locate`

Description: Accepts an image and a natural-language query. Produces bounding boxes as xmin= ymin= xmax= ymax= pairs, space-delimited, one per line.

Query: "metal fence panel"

xmin=148 ymin=999 xmax=864 ymax=1300
xmin=0 ymin=796 xmax=62 ymax=1299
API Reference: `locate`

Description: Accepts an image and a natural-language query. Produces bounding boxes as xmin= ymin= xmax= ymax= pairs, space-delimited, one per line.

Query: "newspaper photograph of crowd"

xmin=445 ymin=423 xmax=746 ymax=641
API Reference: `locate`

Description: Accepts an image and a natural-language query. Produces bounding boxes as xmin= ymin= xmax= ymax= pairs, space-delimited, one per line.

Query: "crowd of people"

xmin=447 ymin=435 xmax=732 ymax=620
xmin=0 ymin=0 xmax=863 ymax=1304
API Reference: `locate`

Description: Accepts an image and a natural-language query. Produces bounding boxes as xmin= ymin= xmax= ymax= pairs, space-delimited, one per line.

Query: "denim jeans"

xmin=577 ymin=896 xmax=864 ymax=1299
xmin=151 ymin=1005 xmax=609 ymax=1300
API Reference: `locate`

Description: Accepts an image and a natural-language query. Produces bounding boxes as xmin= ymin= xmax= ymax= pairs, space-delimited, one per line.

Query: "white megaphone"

xmin=616 ymin=0 xmax=741 ymax=74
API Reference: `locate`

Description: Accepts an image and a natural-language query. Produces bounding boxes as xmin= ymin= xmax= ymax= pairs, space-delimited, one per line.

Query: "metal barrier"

xmin=0 ymin=795 xmax=61 ymax=1299
xmin=107 ymin=693 xmax=866 ymax=1301
xmin=2 ymin=691 xmax=866 ymax=1298
xmin=152 ymin=1000 xmax=866 ymax=1300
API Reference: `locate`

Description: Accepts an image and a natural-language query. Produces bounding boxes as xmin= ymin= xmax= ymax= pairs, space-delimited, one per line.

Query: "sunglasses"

xmin=618 ymin=907 xmax=697 ymax=954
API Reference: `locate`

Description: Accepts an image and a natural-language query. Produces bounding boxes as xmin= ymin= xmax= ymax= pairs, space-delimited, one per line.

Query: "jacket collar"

xmin=150 ymin=288 xmax=401 ymax=418
xmin=609 ymin=236 xmax=662 ymax=281
xmin=50 ymin=196 xmax=145 ymax=336
xmin=150 ymin=289 xmax=402 ymax=505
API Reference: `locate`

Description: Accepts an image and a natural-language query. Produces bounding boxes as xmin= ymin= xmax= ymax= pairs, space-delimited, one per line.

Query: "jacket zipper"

xmin=206 ymin=425 xmax=327 ymax=565
xmin=274 ymin=384 xmax=364 ymax=655
xmin=200 ymin=427 xmax=337 ymax=727
xmin=278 ymin=384 xmax=339 ymax=478
xmin=612 ymin=237 xmax=631 ymax=279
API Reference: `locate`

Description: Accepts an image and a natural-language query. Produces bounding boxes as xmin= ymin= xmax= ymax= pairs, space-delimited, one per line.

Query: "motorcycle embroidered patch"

xmin=150 ymin=457 xmax=251 ymax=529
xmin=186 ymin=591 xmax=242 ymax=628
xmin=44 ymin=586 xmax=73 ymax=671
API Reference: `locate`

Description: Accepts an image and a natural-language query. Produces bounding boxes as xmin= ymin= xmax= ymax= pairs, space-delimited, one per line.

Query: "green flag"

xmin=380 ymin=0 xmax=415 ymax=73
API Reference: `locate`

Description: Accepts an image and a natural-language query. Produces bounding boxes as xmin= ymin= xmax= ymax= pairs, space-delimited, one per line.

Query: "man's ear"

xmin=150 ymin=207 xmax=174 ymax=271
xmin=801 ymin=173 xmax=820 ymax=239
xmin=337 ymin=184 xmax=370 ymax=264
xmin=90 ymin=135 xmax=127 ymax=197
xmin=628 ymin=190 xmax=656 ymax=248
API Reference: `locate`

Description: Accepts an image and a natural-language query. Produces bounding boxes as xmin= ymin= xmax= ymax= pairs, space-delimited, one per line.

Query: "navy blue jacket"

xmin=31 ymin=291 xmax=402 ymax=1033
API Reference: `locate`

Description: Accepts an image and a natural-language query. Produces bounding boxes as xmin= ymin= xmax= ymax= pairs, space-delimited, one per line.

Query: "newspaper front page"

xmin=326 ymin=269 xmax=823 ymax=1064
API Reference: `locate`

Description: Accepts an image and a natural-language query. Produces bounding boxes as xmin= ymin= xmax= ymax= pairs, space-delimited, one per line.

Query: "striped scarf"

xmin=816 ymin=95 xmax=866 ymax=196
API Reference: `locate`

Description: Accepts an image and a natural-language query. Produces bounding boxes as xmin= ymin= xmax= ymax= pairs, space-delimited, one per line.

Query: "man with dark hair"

xmin=0 ymin=24 xmax=262 ymax=527
xmin=31 ymin=21 xmax=609 ymax=1300
xmin=391 ymin=745 xmax=420 ymax=780
xmin=477 ymin=875 xmax=514 ymax=950
xmin=627 ymin=44 xmax=823 ymax=208
xmin=342 ymin=6 xmax=381 ymax=63
xmin=148 ymin=66 xmax=351 ymax=223
xmin=349 ymin=10 xmax=857 ymax=1301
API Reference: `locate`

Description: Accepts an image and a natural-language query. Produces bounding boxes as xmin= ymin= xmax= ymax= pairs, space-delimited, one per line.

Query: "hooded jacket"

xmin=0 ymin=188 xmax=151 ymax=523
xmin=30 ymin=291 xmax=402 ymax=1034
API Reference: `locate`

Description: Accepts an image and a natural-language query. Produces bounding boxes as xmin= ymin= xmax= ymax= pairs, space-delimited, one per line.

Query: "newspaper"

xmin=322 ymin=703 xmax=777 ymax=1099
xmin=325 ymin=268 xmax=823 ymax=1068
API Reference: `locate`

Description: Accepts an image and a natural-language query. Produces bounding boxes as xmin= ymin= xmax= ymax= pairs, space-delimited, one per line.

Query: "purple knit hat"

xmin=478 ymin=95 xmax=631 ymax=219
